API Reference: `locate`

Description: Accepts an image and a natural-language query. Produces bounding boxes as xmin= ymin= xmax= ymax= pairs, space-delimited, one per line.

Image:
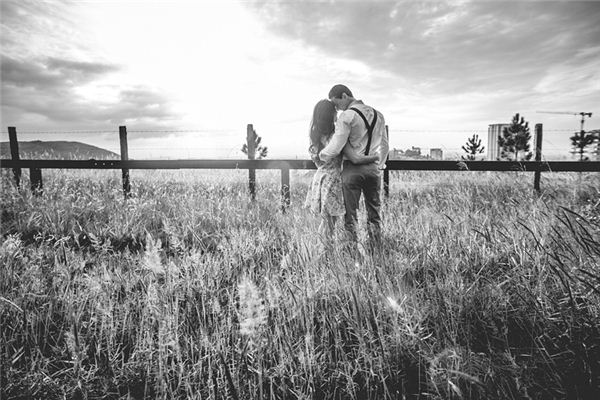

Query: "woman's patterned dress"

xmin=304 ymin=136 xmax=345 ymax=217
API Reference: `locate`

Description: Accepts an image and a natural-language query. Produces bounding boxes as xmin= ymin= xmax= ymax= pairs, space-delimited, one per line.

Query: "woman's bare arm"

xmin=309 ymin=144 xmax=325 ymax=167
xmin=342 ymin=143 xmax=378 ymax=164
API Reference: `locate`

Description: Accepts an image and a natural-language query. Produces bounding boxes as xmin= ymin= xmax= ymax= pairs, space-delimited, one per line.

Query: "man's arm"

xmin=319 ymin=112 xmax=352 ymax=162
xmin=343 ymin=143 xmax=378 ymax=164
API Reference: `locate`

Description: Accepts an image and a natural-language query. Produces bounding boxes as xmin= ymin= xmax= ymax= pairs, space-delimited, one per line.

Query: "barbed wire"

xmin=0 ymin=129 xmax=237 ymax=135
xmin=128 ymin=129 xmax=234 ymax=133
xmin=1 ymin=128 xmax=582 ymax=135
xmin=1 ymin=130 xmax=118 ymax=134
xmin=389 ymin=129 xmax=579 ymax=133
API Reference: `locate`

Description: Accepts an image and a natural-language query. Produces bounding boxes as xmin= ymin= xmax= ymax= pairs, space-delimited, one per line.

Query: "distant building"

xmin=430 ymin=148 xmax=443 ymax=160
xmin=590 ymin=130 xmax=600 ymax=161
xmin=488 ymin=124 xmax=509 ymax=160
xmin=389 ymin=148 xmax=404 ymax=159
xmin=405 ymin=146 xmax=421 ymax=158
xmin=390 ymin=147 xmax=434 ymax=160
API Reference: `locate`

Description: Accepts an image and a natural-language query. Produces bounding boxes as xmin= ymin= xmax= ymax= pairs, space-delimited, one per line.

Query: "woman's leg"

xmin=318 ymin=214 xmax=338 ymax=236
xmin=318 ymin=215 xmax=338 ymax=260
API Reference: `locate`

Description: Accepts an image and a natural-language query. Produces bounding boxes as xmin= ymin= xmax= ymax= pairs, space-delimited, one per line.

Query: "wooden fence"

xmin=2 ymin=125 xmax=599 ymax=210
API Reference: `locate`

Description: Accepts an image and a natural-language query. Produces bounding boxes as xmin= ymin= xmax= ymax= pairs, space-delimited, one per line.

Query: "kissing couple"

xmin=305 ymin=84 xmax=389 ymax=252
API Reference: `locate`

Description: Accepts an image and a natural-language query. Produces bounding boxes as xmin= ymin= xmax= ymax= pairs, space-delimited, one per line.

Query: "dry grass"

xmin=1 ymin=168 xmax=599 ymax=399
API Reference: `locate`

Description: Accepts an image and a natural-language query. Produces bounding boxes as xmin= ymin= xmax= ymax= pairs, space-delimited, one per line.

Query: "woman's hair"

xmin=309 ymin=99 xmax=337 ymax=154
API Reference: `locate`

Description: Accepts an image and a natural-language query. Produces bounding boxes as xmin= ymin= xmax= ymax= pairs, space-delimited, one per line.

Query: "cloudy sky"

xmin=1 ymin=0 xmax=599 ymax=159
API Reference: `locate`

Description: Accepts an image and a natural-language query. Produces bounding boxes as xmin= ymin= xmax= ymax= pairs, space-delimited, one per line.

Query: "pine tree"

xmin=498 ymin=113 xmax=533 ymax=161
xmin=461 ymin=133 xmax=485 ymax=161
xmin=241 ymin=128 xmax=268 ymax=160
xmin=570 ymin=130 xmax=596 ymax=161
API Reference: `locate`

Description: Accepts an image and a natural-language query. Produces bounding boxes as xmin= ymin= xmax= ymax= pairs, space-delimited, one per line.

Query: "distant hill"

xmin=0 ymin=141 xmax=119 ymax=160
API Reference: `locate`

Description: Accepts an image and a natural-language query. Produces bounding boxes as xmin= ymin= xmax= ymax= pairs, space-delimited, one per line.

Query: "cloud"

xmin=2 ymin=0 xmax=598 ymax=158
xmin=534 ymin=58 xmax=600 ymax=97
xmin=1 ymin=57 xmax=64 ymax=90
xmin=47 ymin=57 xmax=120 ymax=80
xmin=0 ymin=0 xmax=79 ymax=58
xmin=244 ymin=0 xmax=600 ymax=95
xmin=0 ymin=0 xmax=181 ymax=136
xmin=109 ymin=87 xmax=179 ymax=126
xmin=1 ymin=56 xmax=178 ymax=133
xmin=1 ymin=56 xmax=120 ymax=90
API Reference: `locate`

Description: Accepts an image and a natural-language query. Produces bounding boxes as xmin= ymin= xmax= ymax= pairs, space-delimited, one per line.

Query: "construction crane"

xmin=537 ymin=111 xmax=599 ymax=161
xmin=536 ymin=111 xmax=592 ymax=132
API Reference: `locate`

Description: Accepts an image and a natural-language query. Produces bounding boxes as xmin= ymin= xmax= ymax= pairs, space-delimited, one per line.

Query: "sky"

xmin=1 ymin=0 xmax=599 ymax=159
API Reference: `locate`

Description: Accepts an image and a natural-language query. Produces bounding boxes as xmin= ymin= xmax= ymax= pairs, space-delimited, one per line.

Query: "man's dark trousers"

xmin=341 ymin=161 xmax=382 ymax=246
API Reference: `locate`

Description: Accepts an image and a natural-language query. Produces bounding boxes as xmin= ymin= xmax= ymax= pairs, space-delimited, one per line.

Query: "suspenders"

xmin=349 ymin=107 xmax=378 ymax=155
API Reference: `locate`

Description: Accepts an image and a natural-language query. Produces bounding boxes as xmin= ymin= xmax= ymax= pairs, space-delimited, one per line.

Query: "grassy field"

xmin=1 ymin=168 xmax=599 ymax=399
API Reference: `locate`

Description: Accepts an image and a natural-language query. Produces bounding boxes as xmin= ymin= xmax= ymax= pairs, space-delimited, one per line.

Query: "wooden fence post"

xmin=30 ymin=168 xmax=43 ymax=194
xmin=383 ymin=162 xmax=389 ymax=198
xmin=119 ymin=126 xmax=131 ymax=198
xmin=247 ymin=124 xmax=256 ymax=201
xmin=534 ymin=124 xmax=543 ymax=192
xmin=8 ymin=127 xmax=21 ymax=187
xmin=383 ymin=125 xmax=389 ymax=197
xmin=281 ymin=167 xmax=290 ymax=211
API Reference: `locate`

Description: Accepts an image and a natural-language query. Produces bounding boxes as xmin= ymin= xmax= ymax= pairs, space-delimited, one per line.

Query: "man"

xmin=319 ymin=84 xmax=389 ymax=248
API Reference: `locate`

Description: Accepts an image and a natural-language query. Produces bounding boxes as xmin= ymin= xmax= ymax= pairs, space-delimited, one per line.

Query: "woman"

xmin=304 ymin=99 xmax=378 ymax=235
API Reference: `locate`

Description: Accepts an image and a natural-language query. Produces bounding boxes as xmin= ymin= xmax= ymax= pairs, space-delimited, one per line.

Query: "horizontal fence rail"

xmin=388 ymin=160 xmax=600 ymax=172
xmin=2 ymin=159 xmax=599 ymax=211
xmin=1 ymin=159 xmax=600 ymax=172
xmin=2 ymin=123 xmax=599 ymax=209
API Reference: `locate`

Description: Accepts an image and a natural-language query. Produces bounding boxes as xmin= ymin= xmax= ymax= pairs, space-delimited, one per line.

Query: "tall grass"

xmin=1 ymin=168 xmax=599 ymax=399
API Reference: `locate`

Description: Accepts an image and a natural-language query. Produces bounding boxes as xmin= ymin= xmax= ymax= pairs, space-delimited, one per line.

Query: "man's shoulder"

xmin=347 ymin=101 xmax=369 ymax=112
xmin=339 ymin=108 xmax=358 ymax=124
xmin=348 ymin=102 xmax=383 ymax=116
xmin=342 ymin=103 xmax=366 ymax=120
xmin=346 ymin=103 xmax=385 ymax=123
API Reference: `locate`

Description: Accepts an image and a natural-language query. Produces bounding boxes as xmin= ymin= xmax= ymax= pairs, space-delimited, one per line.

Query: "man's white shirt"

xmin=319 ymin=100 xmax=389 ymax=169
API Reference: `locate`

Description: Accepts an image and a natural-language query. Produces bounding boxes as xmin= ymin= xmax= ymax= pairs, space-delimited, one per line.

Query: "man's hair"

xmin=328 ymin=84 xmax=353 ymax=99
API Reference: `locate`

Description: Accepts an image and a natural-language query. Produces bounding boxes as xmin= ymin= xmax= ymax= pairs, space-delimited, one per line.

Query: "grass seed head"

xmin=238 ymin=276 xmax=267 ymax=341
xmin=143 ymin=233 xmax=165 ymax=275
xmin=0 ymin=234 xmax=22 ymax=258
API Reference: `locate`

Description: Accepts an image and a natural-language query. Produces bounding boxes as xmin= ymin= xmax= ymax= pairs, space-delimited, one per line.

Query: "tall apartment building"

xmin=487 ymin=124 xmax=509 ymax=160
xmin=591 ymin=130 xmax=600 ymax=161
xmin=597 ymin=132 xmax=600 ymax=161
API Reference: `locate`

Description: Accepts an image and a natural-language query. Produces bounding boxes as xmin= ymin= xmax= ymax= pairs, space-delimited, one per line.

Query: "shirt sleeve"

xmin=319 ymin=111 xmax=352 ymax=162
xmin=378 ymin=113 xmax=389 ymax=168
